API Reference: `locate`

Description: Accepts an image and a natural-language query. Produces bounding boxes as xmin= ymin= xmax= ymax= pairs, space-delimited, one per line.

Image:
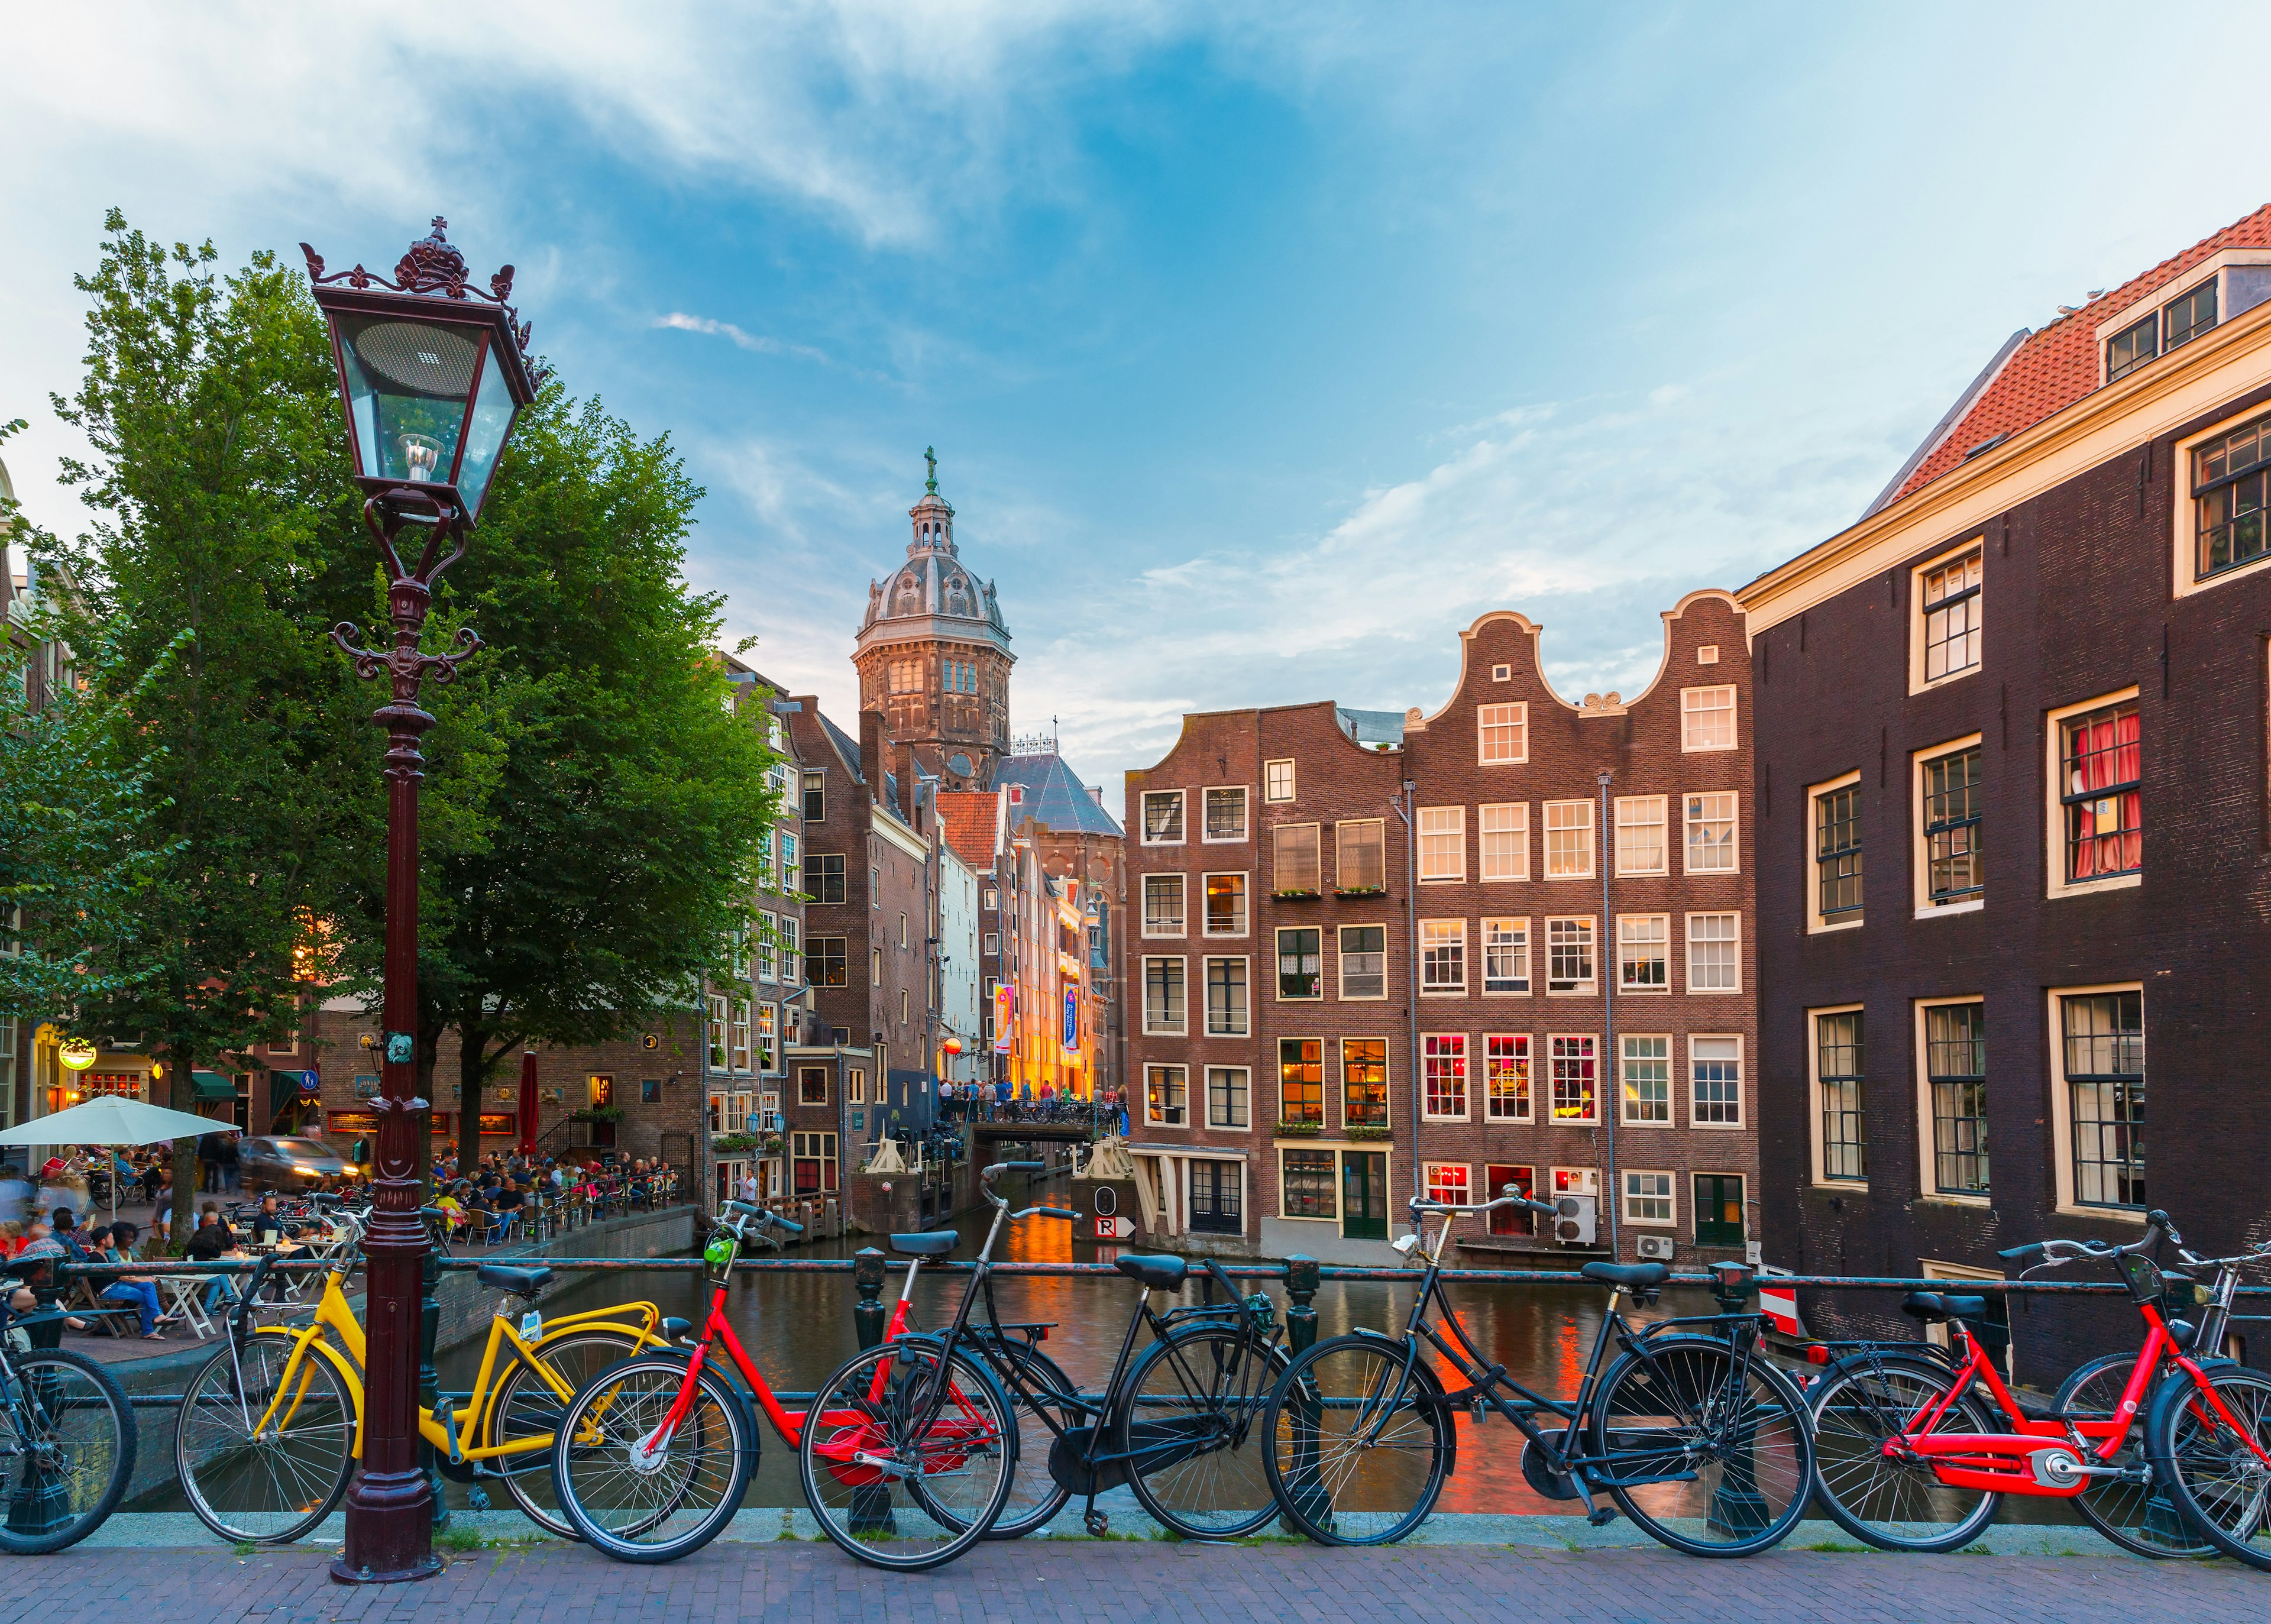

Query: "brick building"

xmin=1742 ymin=203 xmax=2271 ymax=1370
xmin=997 ymin=746 xmax=1126 ymax=1099
xmin=1124 ymin=599 xmax=1759 ymax=1266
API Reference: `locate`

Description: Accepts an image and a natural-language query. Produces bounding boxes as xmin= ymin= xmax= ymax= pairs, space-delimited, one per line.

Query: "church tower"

xmin=852 ymin=451 xmax=1014 ymax=791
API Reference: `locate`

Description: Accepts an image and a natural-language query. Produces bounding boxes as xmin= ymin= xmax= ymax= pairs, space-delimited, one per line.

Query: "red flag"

xmin=517 ymin=1050 xmax=538 ymax=1154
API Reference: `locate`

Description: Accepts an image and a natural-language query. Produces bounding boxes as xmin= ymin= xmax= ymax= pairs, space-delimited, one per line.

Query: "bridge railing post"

xmin=1277 ymin=1254 xmax=1332 ymax=1537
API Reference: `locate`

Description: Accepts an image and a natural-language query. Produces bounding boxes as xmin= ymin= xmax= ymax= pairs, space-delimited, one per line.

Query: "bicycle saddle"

xmin=1900 ymin=1290 xmax=1988 ymax=1323
xmin=1581 ymin=1261 xmax=1670 ymax=1290
xmin=889 ymin=1231 xmax=959 ymax=1258
xmin=477 ymin=1263 xmax=553 ymax=1298
xmin=1114 ymin=1254 xmax=1189 ymax=1291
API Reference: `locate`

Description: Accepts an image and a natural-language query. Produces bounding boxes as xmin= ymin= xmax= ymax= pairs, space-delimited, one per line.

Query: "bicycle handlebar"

xmin=1409 ymin=1190 xmax=1557 ymax=1221
xmin=982 ymin=1161 xmax=1044 ymax=1183
xmin=1029 ymin=1207 xmax=1078 ymax=1221
xmin=720 ymin=1199 xmax=804 ymax=1236
xmin=2000 ymin=1209 xmax=2176 ymax=1268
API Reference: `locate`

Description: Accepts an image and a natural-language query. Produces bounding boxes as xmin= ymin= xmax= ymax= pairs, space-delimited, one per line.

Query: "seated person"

xmin=5 ymin=1238 xmax=88 ymax=1345
xmin=249 ymin=1195 xmax=286 ymax=1246
xmin=432 ymin=1188 xmax=467 ymax=1236
xmin=185 ymin=1208 xmax=244 ymax=1310
xmin=95 ymin=1222 xmax=165 ymax=1341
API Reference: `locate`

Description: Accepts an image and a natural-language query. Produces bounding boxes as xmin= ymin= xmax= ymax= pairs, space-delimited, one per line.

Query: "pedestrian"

xmin=217 ymin=1131 xmax=241 ymax=1194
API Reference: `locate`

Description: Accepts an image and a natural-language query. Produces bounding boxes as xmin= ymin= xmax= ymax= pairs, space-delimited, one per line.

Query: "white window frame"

xmin=1913 ymin=995 xmax=1989 ymax=1208
xmin=1141 ymin=789 xmax=1187 ymax=846
xmin=1142 ymin=956 xmax=1188 ymax=1037
xmin=1145 ymin=1063 xmax=1189 ymax=1130
xmin=1272 ymin=821 xmax=1323 ymax=894
xmin=1688 ymin=1034 xmax=1745 ymax=1129
xmin=1619 ymin=1033 xmax=1672 ymax=1127
xmin=1480 ymin=916 xmax=1529 ymax=995
xmin=1201 ymin=871 xmax=1250 ymax=939
xmin=1613 ymin=795 xmax=1667 ymax=877
xmin=1202 ymin=784 xmax=1251 ymax=845
xmin=1484 ymin=1033 xmax=1532 ymax=1122
xmin=1142 ymin=872 xmax=1188 ymax=939
xmin=1913 ymin=733 xmax=1986 ymax=919
xmin=2173 ymin=404 xmax=2271 ymax=597
xmin=756 ymin=911 xmax=778 ymax=982
xmin=1478 ymin=802 xmax=1528 ymax=882
xmin=1424 ymin=1162 xmax=1474 ymax=1208
xmin=1616 ymin=913 xmax=1668 ymax=994
xmin=1683 ymin=791 xmax=1739 ymax=875
xmin=1264 ymin=759 xmax=1296 ymax=803
xmin=1543 ymin=800 xmax=1594 ymax=880
xmin=1806 ymin=1003 xmax=1869 ymax=1189
xmin=1622 ymin=1169 xmax=1677 ymax=1228
xmin=1418 ymin=918 xmax=1466 ymax=995
xmin=2045 ymin=688 xmax=2143 ymax=901
xmin=1418 ymin=805 xmax=1466 ymax=882
xmin=1202 ymin=956 xmax=1251 ymax=1038
xmin=1205 ymin=1065 xmax=1253 ymax=1132
xmin=1422 ymin=1033 xmax=1470 ymax=1121
xmin=1680 ymin=685 xmax=1738 ymax=752
xmin=1545 ymin=915 xmax=1595 ymax=995
xmin=2046 ymin=981 xmax=2148 ymax=1221
xmin=1684 ymin=911 xmax=1742 ymax=995
xmin=1335 ymin=818 xmax=1389 ymax=892
xmin=1908 ymin=539 xmax=1984 ymax=694
xmin=1548 ymin=1034 xmax=1599 ymax=1126
xmin=1477 ymin=701 xmax=1528 ymax=765
xmin=1337 ymin=923 xmax=1389 ymax=1001
xmin=1807 ymin=771 xmax=1865 ymax=934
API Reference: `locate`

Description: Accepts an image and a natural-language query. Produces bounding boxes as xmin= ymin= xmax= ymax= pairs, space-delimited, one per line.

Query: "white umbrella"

xmin=0 ymin=1097 xmax=229 ymax=1224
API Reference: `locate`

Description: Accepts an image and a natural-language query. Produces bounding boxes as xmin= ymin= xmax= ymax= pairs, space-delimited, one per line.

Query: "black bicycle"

xmin=0 ymin=1276 xmax=138 ymax=1553
xmin=1260 ymin=1188 xmax=1816 ymax=1556
xmin=921 ymin=1160 xmax=1290 ymax=1540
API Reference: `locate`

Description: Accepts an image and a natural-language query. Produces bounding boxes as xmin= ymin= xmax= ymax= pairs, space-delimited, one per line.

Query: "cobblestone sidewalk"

xmin=5 ymin=1539 xmax=2265 ymax=1623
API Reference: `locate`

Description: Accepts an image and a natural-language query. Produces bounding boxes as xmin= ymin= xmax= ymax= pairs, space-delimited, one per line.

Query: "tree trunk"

xmin=454 ymin=1010 xmax=488 ymax=1182
xmin=164 ymin=1045 xmax=200 ymax=1247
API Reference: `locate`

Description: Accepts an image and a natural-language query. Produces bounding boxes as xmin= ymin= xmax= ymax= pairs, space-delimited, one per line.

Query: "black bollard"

xmin=848 ymin=1248 xmax=897 ymax=1536
xmin=1277 ymin=1255 xmax=1335 ymax=1537
xmin=1704 ymin=1261 xmax=1771 ymax=1537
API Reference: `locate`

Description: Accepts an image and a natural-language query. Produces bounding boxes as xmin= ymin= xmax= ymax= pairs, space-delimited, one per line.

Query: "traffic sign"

xmin=1094 ymin=1215 xmax=1135 ymax=1240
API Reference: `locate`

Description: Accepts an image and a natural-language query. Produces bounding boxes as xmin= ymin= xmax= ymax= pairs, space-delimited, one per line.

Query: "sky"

xmin=7 ymin=2 xmax=2271 ymax=807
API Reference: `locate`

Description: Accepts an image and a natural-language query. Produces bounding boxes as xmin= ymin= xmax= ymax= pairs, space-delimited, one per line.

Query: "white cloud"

xmin=654 ymin=313 xmax=830 ymax=365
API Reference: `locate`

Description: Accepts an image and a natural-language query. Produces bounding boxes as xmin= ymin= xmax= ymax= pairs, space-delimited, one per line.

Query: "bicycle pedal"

xmin=1084 ymin=1510 xmax=1109 ymax=1536
xmin=1586 ymin=1506 xmax=1617 ymax=1528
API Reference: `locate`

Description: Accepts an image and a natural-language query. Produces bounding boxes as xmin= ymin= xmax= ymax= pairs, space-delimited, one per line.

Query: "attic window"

xmin=1491 ymin=664 xmax=1512 ymax=681
xmin=1961 ymin=432 xmax=2011 ymax=462
xmin=2164 ymin=279 xmax=2218 ymax=349
xmin=2107 ymin=313 xmax=2157 ymax=382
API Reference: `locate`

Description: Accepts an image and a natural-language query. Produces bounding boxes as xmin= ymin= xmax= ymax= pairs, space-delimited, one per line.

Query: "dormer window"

xmin=2165 ymin=278 xmax=2218 ymax=348
xmin=2107 ymin=314 xmax=2157 ymax=382
xmin=2106 ymin=275 xmax=2220 ymax=383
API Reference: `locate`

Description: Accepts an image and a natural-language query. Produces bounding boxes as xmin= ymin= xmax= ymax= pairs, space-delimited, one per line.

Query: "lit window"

xmin=1686 ymin=913 xmax=1739 ymax=993
xmin=1425 ymin=1163 xmax=1471 ymax=1207
xmin=2063 ymin=991 xmax=2143 ymax=1209
xmin=1336 ymin=820 xmax=1387 ymax=891
xmin=1479 ymin=803 xmax=1528 ymax=881
xmin=1623 ymin=1170 xmax=1674 ymax=1225
xmin=1418 ymin=807 xmax=1465 ymax=881
xmin=1485 ymin=1035 xmax=1531 ymax=1121
xmin=1282 ymin=1149 xmax=1337 ymax=1218
xmin=1922 ymin=745 xmax=1983 ymax=906
xmin=1477 ymin=702 xmax=1528 ymax=765
xmin=1681 ymin=685 xmax=1737 ymax=750
xmin=1141 ymin=791 xmax=1186 ymax=845
xmin=1279 ymin=1039 xmax=1323 ymax=1124
xmin=1546 ymin=917 xmax=1594 ymax=994
xmin=1204 ymin=787 xmax=1248 ymax=842
xmin=1264 ymin=759 xmax=1296 ymax=802
xmin=1143 ymin=872 xmax=1186 ymax=937
xmin=1926 ymin=1001 xmax=1988 ymax=1196
xmin=1146 ymin=1064 xmax=1188 ymax=1127
xmin=1919 ymin=550 xmax=1982 ymax=683
xmin=1549 ymin=1036 xmax=1597 ymax=1123
xmin=1617 ymin=914 xmax=1667 ymax=992
xmin=1620 ymin=1034 xmax=1669 ymax=1124
xmin=2061 ymin=700 xmax=2141 ymax=883
xmin=1684 ymin=792 xmax=1738 ymax=874
xmin=1424 ymin=1034 xmax=1468 ymax=1118
xmin=1614 ymin=795 xmax=1666 ymax=876
xmin=1691 ymin=1036 xmax=1742 ymax=1125
xmin=1342 ymin=1039 xmax=1389 ymax=1127
xmin=1816 ymin=1010 xmax=1866 ymax=1182
xmin=1481 ymin=917 xmax=1528 ymax=994
xmin=1272 ymin=823 xmax=1321 ymax=893
xmin=1202 ymin=872 xmax=1248 ymax=936
xmin=1419 ymin=920 xmax=1466 ymax=993
xmin=1543 ymin=801 xmax=1593 ymax=879
xmin=1338 ymin=926 xmax=1386 ymax=999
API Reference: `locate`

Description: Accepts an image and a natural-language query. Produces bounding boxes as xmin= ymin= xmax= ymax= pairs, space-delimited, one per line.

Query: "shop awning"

xmin=271 ymin=1070 xmax=319 ymax=1094
xmin=190 ymin=1070 xmax=236 ymax=1102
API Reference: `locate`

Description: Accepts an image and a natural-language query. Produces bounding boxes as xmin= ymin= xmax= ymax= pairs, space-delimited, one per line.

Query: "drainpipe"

xmin=1393 ymin=778 xmax=1420 ymax=1211
xmin=1597 ymin=767 xmax=1619 ymax=1260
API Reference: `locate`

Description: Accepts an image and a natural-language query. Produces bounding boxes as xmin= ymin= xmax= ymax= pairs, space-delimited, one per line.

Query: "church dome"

xmin=858 ymin=451 xmax=1010 ymax=643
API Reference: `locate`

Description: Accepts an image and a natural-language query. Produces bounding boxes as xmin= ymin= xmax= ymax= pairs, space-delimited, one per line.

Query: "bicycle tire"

xmin=1806 ymin=1353 xmax=2000 ymax=1551
xmin=551 ymin=1354 xmax=755 ymax=1563
xmin=798 ymin=1341 xmax=1014 ymax=1572
xmin=174 ymin=1331 xmax=355 ymax=1545
xmin=972 ymin=1335 xmax=1077 ymax=1539
xmin=2055 ymin=1351 xmax=2213 ymax=1559
xmin=1589 ymin=1334 xmax=1814 ymax=1557
xmin=0 ymin=1347 xmax=137 ymax=1554
xmin=486 ymin=1328 xmax=650 ymax=1539
xmin=1261 ymin=1334 xmax=1452 ymax=1546
xmin=1118 ymin=1324 xmax=1289 ymax=1539
xmin=2144 ymin=1360 xmax=2271 ymax=1571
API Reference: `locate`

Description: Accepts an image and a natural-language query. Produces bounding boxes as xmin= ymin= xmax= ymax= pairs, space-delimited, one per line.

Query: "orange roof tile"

xmin=935 ymin=790 xmax=1001 ymax=871
xmin=1891 ymin=202 xmax=2271 ymax=505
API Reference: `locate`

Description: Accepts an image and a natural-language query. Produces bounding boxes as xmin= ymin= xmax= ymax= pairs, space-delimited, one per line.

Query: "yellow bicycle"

xmin=173 ymin=1241 xmax=674 ymax=1542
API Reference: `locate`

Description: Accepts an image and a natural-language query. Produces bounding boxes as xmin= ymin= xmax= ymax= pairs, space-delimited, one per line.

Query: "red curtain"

xmin=2070 ymin=709 xmax=2141 ymax=878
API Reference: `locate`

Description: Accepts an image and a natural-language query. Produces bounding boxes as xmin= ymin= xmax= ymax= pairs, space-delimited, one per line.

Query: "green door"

xmin=1341 ymin=1153 xmax=1388 ymax=1241
xmin=1694 ymin=1173 xmax=1745 ymax=1247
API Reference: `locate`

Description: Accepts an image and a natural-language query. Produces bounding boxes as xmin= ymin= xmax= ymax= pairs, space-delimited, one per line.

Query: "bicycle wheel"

xmin=174 ymin=1332 xmax=355 ymax=1544
xmin=551 ymin=1354 xmax=753 ymax=1563
xmin=2056 ymin=1351 xmax=2211 ymax=1559
xmin=487 ymin=1328 xmax=649 ymax=1538
xmin=798 ymin=1341 xmax=1014 ymax=1571
xmin=2145 ymin=1361 xmax=2271 ymax=1571
xmin=0 ymin=1348 xmax=137 ymax=1554
xmin=1806 ymin=1354 xmax=2000 ymax=1551
xmin=1261 ymin=1334 xmax=1451 ymax=1546
xmin=1589 ymin=1335 xmax=1814 ymax=1557
xmin=973 ymin=1336 xmax=1076 ymax=1539
xmin=1119 ymin=1325 xmax=1289 ymax=1538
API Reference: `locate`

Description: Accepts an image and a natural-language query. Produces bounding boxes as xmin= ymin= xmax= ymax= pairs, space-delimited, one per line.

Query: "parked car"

xmin=238 ymin=1136 xmax=354 ymax=1191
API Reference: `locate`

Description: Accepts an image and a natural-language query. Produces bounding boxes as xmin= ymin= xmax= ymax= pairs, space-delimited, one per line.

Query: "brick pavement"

xmin=7 ymin=1539 xmax=2265 ymax=1623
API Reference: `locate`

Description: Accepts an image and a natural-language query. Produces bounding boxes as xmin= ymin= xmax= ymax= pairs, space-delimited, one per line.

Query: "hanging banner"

xmin=993 ymin=984 xmax=1015 ymax=1053
xmin=1062 ymin=986 xmax=1079 ymax=1053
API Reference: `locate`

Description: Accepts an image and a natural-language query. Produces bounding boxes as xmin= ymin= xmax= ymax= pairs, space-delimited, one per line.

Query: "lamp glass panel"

xmin=453 ymin=336 xmax=520 ymax=519
xmin=335 ymin=312 xmax=482 ymax=487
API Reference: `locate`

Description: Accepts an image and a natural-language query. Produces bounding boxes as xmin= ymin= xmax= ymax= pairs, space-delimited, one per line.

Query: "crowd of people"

xmin=428 ymin=1150 xmax=678 ymax=1243
xmin=935 ymin=1080 xmax=1129 ymax=1133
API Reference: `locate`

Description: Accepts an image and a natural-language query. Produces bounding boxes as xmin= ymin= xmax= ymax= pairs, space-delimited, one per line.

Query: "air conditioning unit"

xmin=1553 ymin=1193 xmax=1597 ymax=1247
xmin=1635 ymin=1234 xmax=1675 ymax=1262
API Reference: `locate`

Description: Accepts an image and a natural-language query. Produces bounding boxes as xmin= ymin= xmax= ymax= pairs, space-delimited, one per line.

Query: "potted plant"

xmin=1274 ymin=1120 xmax=1323 ymax=1138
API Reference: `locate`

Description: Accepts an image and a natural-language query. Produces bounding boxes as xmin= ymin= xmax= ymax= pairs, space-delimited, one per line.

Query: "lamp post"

xmin=302 ymin=219 xmax=542 ymax=1583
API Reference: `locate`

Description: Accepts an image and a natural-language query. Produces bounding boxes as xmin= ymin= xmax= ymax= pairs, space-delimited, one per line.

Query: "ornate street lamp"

xmin=302 ymin=218 xmax=542 ymax=1584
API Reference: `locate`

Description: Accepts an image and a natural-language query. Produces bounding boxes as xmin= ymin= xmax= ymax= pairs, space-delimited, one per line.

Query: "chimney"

xmin=1089 ymin=785 xmax=1104 ymax=807
xmin=859 ymin=709 xmax=887 ymax=805
xmin=894 ymin=740 xmax=919 ymax=825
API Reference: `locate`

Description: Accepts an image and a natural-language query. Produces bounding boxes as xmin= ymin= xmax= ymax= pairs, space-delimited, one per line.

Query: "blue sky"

xmin=7 ymin=3 xmax=2270 ymax=803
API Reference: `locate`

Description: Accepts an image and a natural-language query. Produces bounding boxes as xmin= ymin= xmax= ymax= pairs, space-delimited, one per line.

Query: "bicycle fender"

xmin=252 ymin=1328 xmax=368 ymax=1461
xmin=2141 ymin=1360 xmax=2267 ymax=1472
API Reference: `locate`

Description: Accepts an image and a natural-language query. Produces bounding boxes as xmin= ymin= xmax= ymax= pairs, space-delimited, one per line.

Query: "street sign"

xmin=1094 ymin=1215 xmax=1135 ymax=1240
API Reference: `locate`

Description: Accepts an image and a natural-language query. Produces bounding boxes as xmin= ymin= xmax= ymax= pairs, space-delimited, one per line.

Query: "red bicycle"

xmin=1806 ymin=1209 xmax=2271 ymax=1563
xmin=548 ymin=1199 xmax=1017 ymax=1570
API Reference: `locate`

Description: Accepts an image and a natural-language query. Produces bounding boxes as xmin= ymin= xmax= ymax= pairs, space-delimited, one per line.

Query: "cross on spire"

xmin=924 ymin=445 xmax=938 ymax=494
